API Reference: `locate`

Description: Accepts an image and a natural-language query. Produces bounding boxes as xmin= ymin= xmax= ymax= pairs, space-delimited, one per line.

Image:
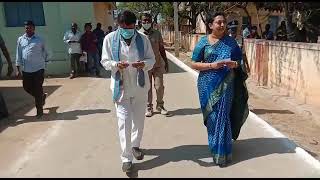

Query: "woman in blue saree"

xmin=191 ymin=12 xmax=245 ymax=167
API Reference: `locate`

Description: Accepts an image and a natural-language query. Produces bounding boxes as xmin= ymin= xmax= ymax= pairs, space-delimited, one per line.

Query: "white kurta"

xmin=101 ymin=31 xmax=155 ymax=101
xmin=101 ymin=31 xmax=156 ymax=162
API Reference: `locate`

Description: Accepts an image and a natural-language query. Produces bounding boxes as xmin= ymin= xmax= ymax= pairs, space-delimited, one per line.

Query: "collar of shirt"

xmin=23 ymin=33 xmax=38 ymax=40
xmin=69 ymin=30 xmax=81 ymax=35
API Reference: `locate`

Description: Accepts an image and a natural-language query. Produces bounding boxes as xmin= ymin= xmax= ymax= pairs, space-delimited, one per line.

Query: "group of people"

xmin=241 ymin=20 xmax=288 ymax=41
xmin=0 ymin=9 xmax=249 ymax=174
xmin=63 ymin=22 xmax=113 ymax=79
xmin=101 ymin=10 xmax=248 ymax=173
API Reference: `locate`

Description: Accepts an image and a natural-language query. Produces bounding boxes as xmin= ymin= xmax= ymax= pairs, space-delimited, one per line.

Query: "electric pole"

xmin=174 ymin=2 xmax=179 ymax=57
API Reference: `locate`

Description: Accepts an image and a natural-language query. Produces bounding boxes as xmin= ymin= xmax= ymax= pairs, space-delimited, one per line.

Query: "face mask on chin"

xmin=142 ymin=23 xmax=152 ymax=30
xmin=120 ymin=28 xmax=135 ymax=39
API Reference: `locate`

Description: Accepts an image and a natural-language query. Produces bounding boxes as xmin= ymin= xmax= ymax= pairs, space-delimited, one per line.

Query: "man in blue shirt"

xmin=262 ymin=24 xmax=274 ymax=40
xmin=16 ymin=20 xmax=48 ymax=119
xmin=92 ymin=23 xmax=105 ymax=59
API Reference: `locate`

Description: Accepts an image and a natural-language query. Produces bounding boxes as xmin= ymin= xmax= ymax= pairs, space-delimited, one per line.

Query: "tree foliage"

xmin=116 ymin=2 xmax=173 ymax=23
xmin=256 ymin=2 xmax=320 ymax=42
xmin=117 ymin=2 xmax=320 ymax=41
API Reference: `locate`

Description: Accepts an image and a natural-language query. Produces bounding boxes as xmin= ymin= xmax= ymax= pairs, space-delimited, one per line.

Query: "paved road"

xmin=0 ymin=59 xmax=319 ymax=177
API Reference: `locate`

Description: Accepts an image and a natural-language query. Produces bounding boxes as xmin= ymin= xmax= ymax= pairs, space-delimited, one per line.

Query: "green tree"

xmin=117 ymin=2 xmax=174 ymax=24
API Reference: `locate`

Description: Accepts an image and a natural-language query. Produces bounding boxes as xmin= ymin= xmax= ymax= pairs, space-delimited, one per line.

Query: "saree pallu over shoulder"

xmin=230 ymin=64 xmax=249 ymax=140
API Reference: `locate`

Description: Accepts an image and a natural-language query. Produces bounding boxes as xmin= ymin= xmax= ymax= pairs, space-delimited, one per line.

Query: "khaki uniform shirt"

xmin=139 ymin=28 xmax=165 ymax=70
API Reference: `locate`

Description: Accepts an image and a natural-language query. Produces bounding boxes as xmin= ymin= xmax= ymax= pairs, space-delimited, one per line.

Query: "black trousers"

xmin=0 ymin=91 xmax=9 ymax=119
xmin=70 ymin=53 xmax=82 ymax=75
xmin=22 ymin=69 xmax=44 ymax=113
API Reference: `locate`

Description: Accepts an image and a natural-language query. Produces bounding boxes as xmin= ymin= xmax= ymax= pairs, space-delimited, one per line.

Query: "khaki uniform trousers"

xmin=147 ymin=66 xmax=165 ymax=109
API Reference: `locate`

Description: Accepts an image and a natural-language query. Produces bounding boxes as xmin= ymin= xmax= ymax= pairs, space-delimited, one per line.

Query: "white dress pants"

xmin=115 ymin=96 xmax=147 ymax=162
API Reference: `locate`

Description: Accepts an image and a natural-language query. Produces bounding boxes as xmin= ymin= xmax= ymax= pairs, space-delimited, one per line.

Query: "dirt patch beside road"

xmin=167 ymin=49 xmax=320 ymax=161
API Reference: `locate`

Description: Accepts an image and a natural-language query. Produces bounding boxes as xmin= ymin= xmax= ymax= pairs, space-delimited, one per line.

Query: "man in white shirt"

xmin=101 ymin=10 xmax=155 ymax=173
xmin=63 ymin=23 xmax=82 ymax=79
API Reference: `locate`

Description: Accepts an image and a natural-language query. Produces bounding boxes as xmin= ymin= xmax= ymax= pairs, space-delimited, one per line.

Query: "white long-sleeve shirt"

xmin=101 ymin=31 xmax=156 ymax=101
xmin=63 ymin=30 xmax=82 ymax=54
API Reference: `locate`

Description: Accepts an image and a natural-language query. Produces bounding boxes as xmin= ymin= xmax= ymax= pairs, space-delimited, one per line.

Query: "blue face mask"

xmin=120 ymin=28 xmax=135 ymax=39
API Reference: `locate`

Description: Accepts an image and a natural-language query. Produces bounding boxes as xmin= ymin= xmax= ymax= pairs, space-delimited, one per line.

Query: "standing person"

xmin=139 ymin=13 xmax=169 ymax=117
xmin=100 ymin=10 xmax=155 ymax=173
xmin=16 ymin=20 xmax=48 ymax=119
xmin=105 ymin=26 xmax=113 ymax=36
xmin=80 ymin=23 xmax=101 ymax=77
xmin=249 ymin=26 xmax=261 ymax=39
xmin=63 ymin=22 xmax=82 ymax=79
xmin=262 ymin=24 xmax=274 ymax=40
xmin=228 ymin=28 xmax=243 ymax=50
xmin=191 ymin=12 xmax=249 ymax=167
xmin=242 ymin=24 xmax=251 ymax=39
xmin=93 ymin=22 xmax=105 ymax=59
xmin=276 ymin=21 xmax=288 ymax=41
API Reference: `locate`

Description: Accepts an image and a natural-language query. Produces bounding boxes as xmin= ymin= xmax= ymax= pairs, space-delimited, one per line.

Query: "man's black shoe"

xmin=132 ymin=147 xmax=144 ymax=160
xmin=122 ymin=162 xmax=133 ymax=173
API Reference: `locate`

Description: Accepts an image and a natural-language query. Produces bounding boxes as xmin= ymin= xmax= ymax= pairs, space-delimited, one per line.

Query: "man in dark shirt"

xmin=276 ymin=21 xmax=288 ymax=41
xmin=249 ymin=26 xmax=261 ymax=39
xmin=80 ymin=23 xmax=101 ymax=77
xmin=262 ymin=24 xmax=274 ymax=40
xmin=105 ymin=26 xmax=113 ymax=36
xmin=93 ymin=23 xmax=105 ymax=59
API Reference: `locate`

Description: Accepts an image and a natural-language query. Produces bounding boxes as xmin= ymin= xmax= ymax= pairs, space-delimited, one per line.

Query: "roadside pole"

xmin=174 ymin=2 xmax=179 ymax=57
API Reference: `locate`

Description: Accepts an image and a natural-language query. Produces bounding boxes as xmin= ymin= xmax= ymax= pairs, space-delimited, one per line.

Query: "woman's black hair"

xmin=117 ymin=10 xmax=137 ymax=25
xmin=206 ymin=11 xmax=226 ymax=34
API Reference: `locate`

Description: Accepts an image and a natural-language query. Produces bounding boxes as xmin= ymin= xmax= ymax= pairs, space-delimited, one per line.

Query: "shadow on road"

xmin=251 ymin=108 xmax=294 ymax=115
xmin=0 ymin=85 xmax=60 ymax=133
xmin=167 ymin=108 xmax=201 ymax=117
xmin=126 ymin=138 xmax=296 ymax=177
xmin=5 ymin=106 xmax=110 ymax=127
xmin=0 ymin=82 xmax=111 ymax=134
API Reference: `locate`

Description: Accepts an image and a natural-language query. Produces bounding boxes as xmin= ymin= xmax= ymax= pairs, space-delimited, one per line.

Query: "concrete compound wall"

xmin=244 ymin=39 xmax=320 ymax=109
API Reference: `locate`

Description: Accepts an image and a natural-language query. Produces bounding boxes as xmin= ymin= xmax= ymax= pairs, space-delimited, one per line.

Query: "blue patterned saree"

xmin=192 ymin=35 xmax=243 ymax=165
